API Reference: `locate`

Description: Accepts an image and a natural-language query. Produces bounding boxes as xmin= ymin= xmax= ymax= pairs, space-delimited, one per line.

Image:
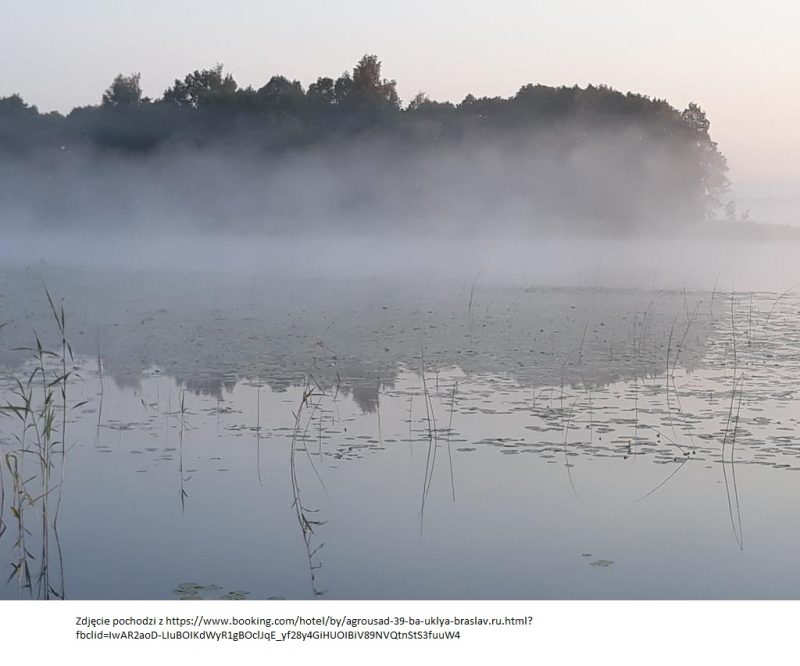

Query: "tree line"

xmin=0 ymin=54 xmax=729 ymax=228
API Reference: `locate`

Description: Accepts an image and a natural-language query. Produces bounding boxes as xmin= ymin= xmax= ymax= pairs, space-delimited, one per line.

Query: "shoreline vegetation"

xmin=0 ymin=54 xmax=742 ymax=234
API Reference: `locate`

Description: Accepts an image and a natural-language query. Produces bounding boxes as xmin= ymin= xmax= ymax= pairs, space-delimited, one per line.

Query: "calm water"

xmin=1 ymin=267 xmax=800 ymax=599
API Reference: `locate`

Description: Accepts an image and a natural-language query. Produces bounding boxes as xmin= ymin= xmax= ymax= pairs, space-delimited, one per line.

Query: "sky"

xmin=1 ymin=0 xmax=798 ymax=200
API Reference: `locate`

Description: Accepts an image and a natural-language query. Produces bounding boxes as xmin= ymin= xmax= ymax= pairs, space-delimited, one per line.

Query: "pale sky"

xmin=1 ymin=0 xmax=798 ymax=194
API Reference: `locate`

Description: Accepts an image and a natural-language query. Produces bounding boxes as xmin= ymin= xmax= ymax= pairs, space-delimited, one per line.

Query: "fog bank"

xmin=3 ymin=232 xmax=799 ymax=293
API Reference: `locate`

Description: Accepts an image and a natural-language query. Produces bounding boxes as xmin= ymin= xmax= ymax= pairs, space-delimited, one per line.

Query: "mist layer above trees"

xmin=0 ymin=55 xmax=729 ymax=235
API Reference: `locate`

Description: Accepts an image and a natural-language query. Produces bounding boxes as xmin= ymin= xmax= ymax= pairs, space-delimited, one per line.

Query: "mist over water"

xmin=1 ymin=127 xmax=796 ymax=293
xmin=3 ymin=231 xmax=799 ymax=293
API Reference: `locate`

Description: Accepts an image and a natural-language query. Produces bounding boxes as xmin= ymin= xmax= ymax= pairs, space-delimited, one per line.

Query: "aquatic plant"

xmin=0 ymin=288 xmax=82 ymax=599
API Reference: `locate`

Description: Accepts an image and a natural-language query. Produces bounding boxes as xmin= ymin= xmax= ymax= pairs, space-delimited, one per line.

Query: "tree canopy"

xmin=102 ymin=73 xmax=143 ymax=108
xmin=0 ymin=54 xmax=729 ymax=229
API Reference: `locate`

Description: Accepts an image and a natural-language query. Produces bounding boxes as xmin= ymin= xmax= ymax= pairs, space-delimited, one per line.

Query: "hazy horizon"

xmin=2 ymin=0 xmax=799 ymax=212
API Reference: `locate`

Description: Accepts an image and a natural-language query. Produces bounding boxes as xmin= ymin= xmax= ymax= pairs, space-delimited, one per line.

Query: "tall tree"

xmin=333 ymin=55 xmax=399 ymax=113
xmin=307 ymin=77 xmax=336 ymax=107
xmin=162 ymin=65 xmax=237 ymax=109
xmin=350 ymin=54 xmax=399 ymax=109
xmin=0 ymin=94 xmax=39 ymax=117
xmin=257 ymin=76 xmax=305 ymax=115
xmin=102 ymin=73 xmax=143 ymax=107
xmin=681 ymin=102 xmax=729 ymax=216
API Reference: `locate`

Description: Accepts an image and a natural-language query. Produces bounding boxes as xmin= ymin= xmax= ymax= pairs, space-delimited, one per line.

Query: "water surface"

xmin=1 ymin=267 xmax=799 ymax=599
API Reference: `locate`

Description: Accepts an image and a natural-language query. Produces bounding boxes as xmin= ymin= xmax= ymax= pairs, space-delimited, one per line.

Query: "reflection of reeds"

xmin=665 ymin=312 xmax=679 ymax=438
xmin=94 ymin=341 xmax=104 ymax=453
xmin=178 ymin=388 xmax=189 ymax=511
xmin=632 ymin=377 xmax=638 ymax=460
xmin=562 ymin=398 xmax=578 ymax=497
xmin=721 ymin=293 xmax=744 ymax=549
xmin=580 ymin=378 xmax=595 ymax=447
xmin=419 ymin=352 xmax=439 ymax=527
xmin=721 ymin=374 xmax=745 ymax=550
xmin=376 ymin=367 xmax=382 ymax=445
xmin=665 ymin=302 xmax=701 ymax=453
xmin=636 ymin=457 xmax=688 ymax=502
xmin=730 ymin=292 xmax=737 ymax=369
xmin=289 ymin=378 xmax=326 ymax=596
xmin=407 ymin=390 xmax=414 ymax=459
xmin=636 ymin=422 xmax=689 ymax=457
xmin=255 ymin=382 xmax=262 ymax=486
xmin=0 ymin=450 xmax=5 ymax=544
xmin=446 ymin=382 xmax=457 ymax=503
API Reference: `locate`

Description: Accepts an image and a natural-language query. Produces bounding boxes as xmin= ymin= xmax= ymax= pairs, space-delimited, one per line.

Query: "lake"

xmin=1 ymin=264 xmax=799 ymax=599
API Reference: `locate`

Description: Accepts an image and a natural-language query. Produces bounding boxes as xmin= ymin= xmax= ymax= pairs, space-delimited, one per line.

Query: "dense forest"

xmin=0 ymin=55 xmax=729 ymax=234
